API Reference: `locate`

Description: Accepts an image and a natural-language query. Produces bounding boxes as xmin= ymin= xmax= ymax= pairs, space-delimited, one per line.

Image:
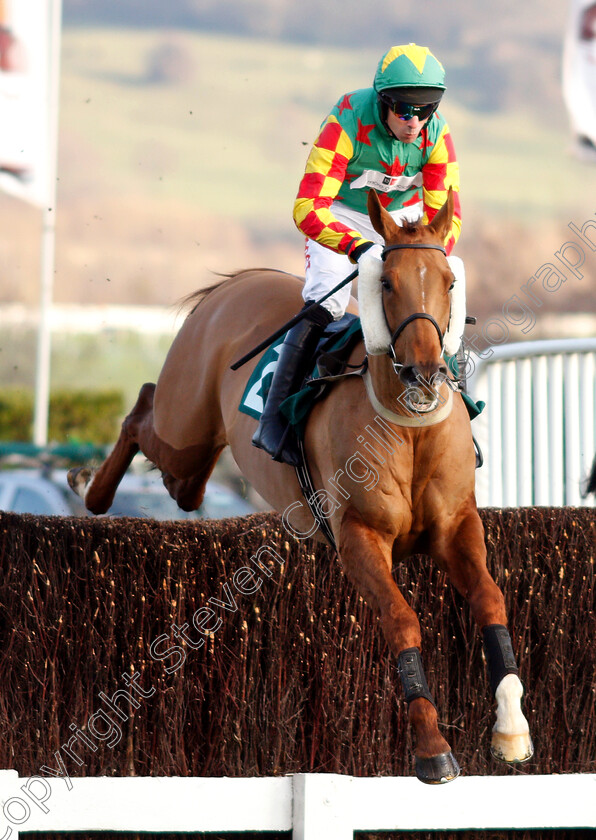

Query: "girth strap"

xmin=295 ymin=438 xmax=338 ymax=553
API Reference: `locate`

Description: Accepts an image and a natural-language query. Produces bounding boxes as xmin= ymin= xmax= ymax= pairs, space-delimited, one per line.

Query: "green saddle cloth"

xmin=238 ymin=317 xmax=484 ymax=435
xmin=445 ymin=354 xmax=486 ymax=420
xmin=238 ymin=315 xmax=362 ymax=424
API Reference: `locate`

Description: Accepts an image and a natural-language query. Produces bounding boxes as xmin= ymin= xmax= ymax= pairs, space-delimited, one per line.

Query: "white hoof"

xmin=491 ymin=673 xmax=534 ymax=764
xmin=67 ymin=467 xmax=95 ymax=501
xmin=491 ymin=731 xmax=534 ymax=763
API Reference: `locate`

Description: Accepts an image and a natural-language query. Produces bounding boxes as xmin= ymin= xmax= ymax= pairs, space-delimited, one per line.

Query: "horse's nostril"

xmin=399 ymin=365 xmax=417 ymax=387
xmin=436 ymin=364 xmax=448 ymax=383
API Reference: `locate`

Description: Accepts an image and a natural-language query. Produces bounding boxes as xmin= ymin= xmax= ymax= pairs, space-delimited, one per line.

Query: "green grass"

xmin=59 ymin=26 xmax=595 ymax=231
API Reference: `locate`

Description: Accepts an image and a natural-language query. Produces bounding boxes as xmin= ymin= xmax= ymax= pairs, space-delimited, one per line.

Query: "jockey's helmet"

xmin=374 ymin=44 xmax=445 ymax=122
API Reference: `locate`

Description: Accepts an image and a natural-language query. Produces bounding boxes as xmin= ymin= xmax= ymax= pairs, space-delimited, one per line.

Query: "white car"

xmin=0 ymin=468 xmax=256 ymax=520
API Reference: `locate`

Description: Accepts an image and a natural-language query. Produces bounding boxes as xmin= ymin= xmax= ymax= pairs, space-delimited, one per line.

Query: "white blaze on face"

xmin=419 ymin=264 xmax=427 ymax=311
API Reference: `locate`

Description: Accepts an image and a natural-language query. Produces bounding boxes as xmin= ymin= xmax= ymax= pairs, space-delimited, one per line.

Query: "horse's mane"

xmin=179 ymin=278 xmax=228 ymax=315
xmin=179 ymin=268 xmax=300 ymax=315
xmin=401 ymin=219 xmax=424 ymax=237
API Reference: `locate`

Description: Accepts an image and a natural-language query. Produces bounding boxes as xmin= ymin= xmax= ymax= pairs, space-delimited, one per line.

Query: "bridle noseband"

xmin=380 ymin=242 xmax=448 ymax=374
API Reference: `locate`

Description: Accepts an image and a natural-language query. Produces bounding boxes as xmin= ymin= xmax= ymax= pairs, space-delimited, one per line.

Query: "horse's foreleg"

xmin=433 ymin=507 xmax=533 ymax=765
xmin=68 ymin=383 xmax=155 ymax=515
xmin=339 ymin=507 xmax=460 ymax=784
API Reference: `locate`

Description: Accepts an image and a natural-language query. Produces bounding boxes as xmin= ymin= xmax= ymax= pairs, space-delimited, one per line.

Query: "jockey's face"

xmin=386 ymin=110 xmax=429 ymax=143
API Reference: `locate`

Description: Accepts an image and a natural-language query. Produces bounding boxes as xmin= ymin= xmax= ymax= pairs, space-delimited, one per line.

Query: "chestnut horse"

xmin=69 ymin=190 xmax=533 ymax=783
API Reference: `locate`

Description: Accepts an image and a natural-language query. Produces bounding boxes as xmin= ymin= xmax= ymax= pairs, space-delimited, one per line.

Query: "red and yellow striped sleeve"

xmin=422 ymin=122 xmax=461 ymax=254
xmin=293 ymin=116 xmax=368 ymax=257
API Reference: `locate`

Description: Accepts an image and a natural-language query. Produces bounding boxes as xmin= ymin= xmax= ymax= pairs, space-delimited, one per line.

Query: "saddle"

xmin=280 ymin=314 xmax=365 ymax=433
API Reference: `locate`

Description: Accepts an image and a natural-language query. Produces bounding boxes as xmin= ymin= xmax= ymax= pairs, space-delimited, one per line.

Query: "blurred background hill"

xmin=1 ymin=0 xmax=594 ymax=407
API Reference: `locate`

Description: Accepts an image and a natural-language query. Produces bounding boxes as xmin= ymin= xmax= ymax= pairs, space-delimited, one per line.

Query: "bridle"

xmin=380 ymin=242 xmax=448 ymax=375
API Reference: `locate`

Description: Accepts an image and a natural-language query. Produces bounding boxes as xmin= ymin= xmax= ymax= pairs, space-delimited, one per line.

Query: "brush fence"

xmin=0 ymin=507 xmax=594 ymax=838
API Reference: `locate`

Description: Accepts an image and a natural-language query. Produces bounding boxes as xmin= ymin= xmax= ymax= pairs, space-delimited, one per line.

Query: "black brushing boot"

xmin=252 ymin=302 xmax=332 ymax=466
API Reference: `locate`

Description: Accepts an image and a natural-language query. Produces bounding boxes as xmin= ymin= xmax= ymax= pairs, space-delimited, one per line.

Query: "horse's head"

xmin=360 ymin=189 xmax=455 ymax=409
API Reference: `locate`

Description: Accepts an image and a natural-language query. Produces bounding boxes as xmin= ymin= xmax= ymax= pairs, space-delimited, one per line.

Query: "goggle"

xmin=381 ymin=96 xmax=439 ymax=122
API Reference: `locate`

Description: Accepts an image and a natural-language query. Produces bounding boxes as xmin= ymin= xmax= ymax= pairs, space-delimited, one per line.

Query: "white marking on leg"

xmin=491 ymin=673 xmax=533 ymax=763
xmin=494 ymin=674 xmax=528 ymax=735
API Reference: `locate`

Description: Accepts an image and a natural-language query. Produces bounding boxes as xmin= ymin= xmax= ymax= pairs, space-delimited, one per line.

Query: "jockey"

xmin=253 ymin=43 xmax=466 ymax=465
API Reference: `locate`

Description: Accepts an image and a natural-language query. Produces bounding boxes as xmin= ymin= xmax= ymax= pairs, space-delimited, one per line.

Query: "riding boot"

xmin=252 ymin=303 xmax=333 ymax=466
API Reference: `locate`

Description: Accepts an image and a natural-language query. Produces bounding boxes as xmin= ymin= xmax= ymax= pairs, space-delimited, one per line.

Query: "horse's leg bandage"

xmin=397 ymin=647 xmax=436 ymax=707
xmin=444 ymin=255 xmax=466 ymax=357
xmin=482 ymin=624 xmax=519 ymax=695
xmin=482 ymin=625 xmax=533 ymax=763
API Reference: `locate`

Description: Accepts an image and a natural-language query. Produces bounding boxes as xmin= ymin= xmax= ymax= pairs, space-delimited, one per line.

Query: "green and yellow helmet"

xmin=374 ymin=43 xmax=446 ymax=108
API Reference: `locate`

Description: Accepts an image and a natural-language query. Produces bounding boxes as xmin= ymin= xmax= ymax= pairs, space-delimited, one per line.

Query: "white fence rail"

xmin=1 ymin=771 xmax=595 ymax=839
xmin=469 ymin=338 xmax=596 ymax=507
xmin=0 ymin=304 xmax=181 ymax=335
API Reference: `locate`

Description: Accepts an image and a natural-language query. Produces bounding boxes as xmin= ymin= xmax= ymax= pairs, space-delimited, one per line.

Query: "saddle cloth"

xmin=238 ymin=315 xmax=483 ymax=435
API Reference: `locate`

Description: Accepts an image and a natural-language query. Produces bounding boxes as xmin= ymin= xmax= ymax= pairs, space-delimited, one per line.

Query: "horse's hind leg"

xmin=68 ymin=383 xmax=155 ymax=515
xmin=161 ymin=445 xmax=225 ymax=512
xmin=339 ymin=507 xmax=460 ymax=784
xmin=432 ymin=506 xmax=533 ymax=764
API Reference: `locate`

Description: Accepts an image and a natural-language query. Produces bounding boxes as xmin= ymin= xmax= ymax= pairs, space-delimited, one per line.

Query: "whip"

xmin=230 ymin=268 xmax=358 ymax=370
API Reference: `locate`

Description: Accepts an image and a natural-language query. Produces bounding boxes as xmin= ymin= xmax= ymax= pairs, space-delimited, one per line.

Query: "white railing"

xmin=468 ymin=338 xmax=596 ymax=507
xmin=0 ymin=303 xmax=181 ymax=335
xmin=1 ymin=771 xmax=595 ymax=839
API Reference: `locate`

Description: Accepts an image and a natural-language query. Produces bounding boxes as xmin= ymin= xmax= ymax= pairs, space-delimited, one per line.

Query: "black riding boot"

xmin=252 ymin=303 xmax=332 ymax=466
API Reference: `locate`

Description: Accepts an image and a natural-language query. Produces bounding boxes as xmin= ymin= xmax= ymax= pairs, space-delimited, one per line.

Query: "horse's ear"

xmin=428 ymin=187 xmax=454 ymax=243
xmin=367 ymin=189 xmax=400 ymax=242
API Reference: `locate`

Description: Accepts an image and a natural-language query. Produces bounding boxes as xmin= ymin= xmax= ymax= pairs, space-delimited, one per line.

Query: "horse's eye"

xmin=381 ymin=277 xmax=392 ymax=291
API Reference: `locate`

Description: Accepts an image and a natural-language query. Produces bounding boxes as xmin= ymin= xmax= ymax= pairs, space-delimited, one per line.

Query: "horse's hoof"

xmin=415 ymin=751 xmax=461 ymax=784
xmin=491 ymin=731 xmax=534 ymax=764
xmin=67 ymin=467 xmax=94 ymax=499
